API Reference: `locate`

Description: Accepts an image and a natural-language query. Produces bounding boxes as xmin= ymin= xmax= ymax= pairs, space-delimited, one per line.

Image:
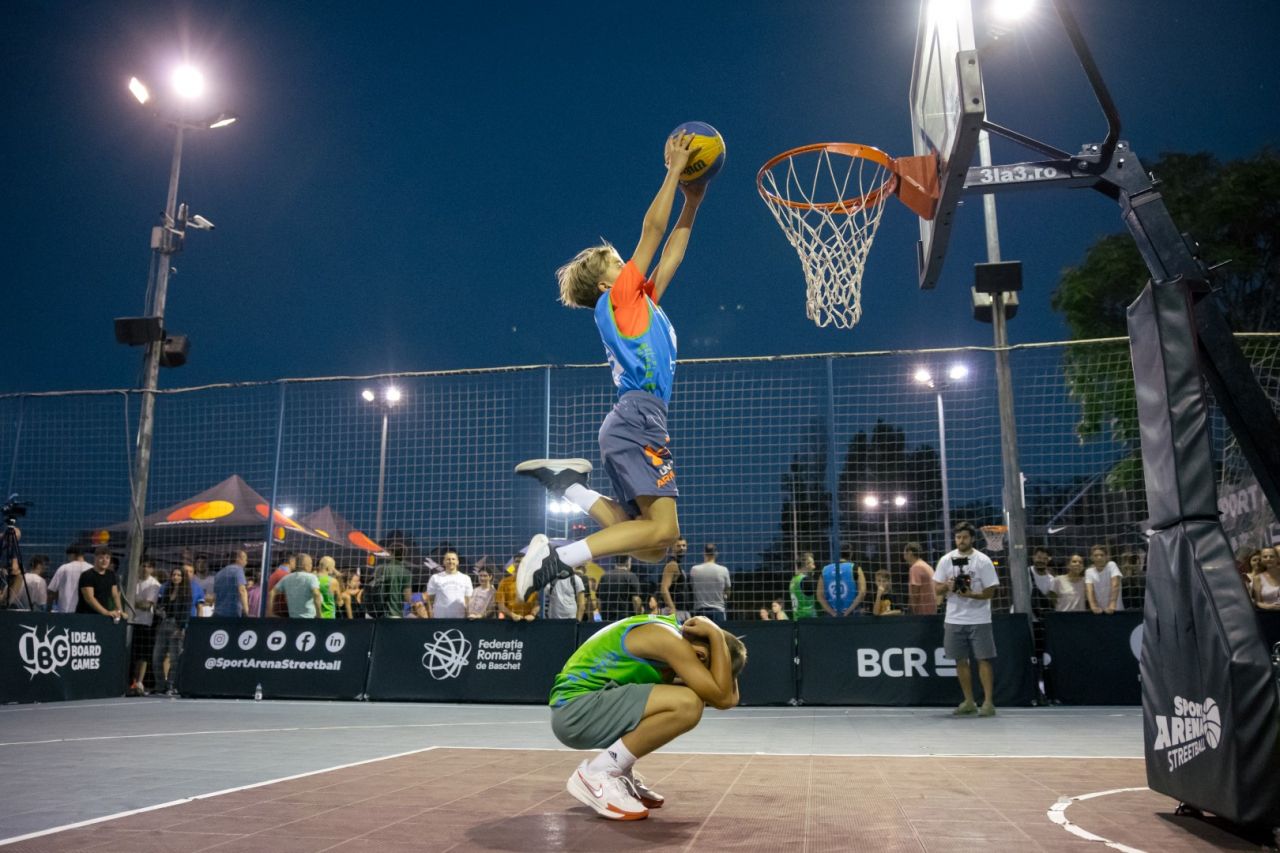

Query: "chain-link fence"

xmin=2 ymin=335 xmax=1277 ymax=619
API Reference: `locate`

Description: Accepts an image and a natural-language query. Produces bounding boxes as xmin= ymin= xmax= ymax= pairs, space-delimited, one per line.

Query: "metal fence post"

xmin=258 ymin=382 xmax=288 ymax=616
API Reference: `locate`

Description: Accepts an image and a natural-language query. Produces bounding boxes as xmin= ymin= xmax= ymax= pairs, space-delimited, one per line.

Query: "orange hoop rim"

xmin=756 ymin=142 xmax=900 ymax=214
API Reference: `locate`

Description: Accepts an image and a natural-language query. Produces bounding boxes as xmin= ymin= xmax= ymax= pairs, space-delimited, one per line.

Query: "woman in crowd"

xmin=152 ymin=568 xmax=194 ymax=695
xmin=1252 ymin=546 xmax=1280 ymax=611
xmin=467 ymin=566 xmax=496 ymax=619
xmin=342 ymin=570 xmax=367 ymax=619
xmin=1235 ymin=547 xmax=1260 ymax=590
xmin=1052 ymin=554 xmax=1088 ymax=612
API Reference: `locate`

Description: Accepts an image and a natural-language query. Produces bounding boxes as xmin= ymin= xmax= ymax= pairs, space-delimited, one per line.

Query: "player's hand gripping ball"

xmin=669 ymin=121 xmax=725 ymax=185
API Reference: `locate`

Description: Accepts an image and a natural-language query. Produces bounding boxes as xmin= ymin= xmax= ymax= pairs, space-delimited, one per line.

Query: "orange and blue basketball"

xmin=670 ymin=121 xmax=725 ymax=185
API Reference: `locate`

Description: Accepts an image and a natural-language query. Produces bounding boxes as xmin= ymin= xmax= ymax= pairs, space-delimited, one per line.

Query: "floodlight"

xmin=281 ymin=505 xmax=296 ymax=518
xmin=361 ymin=389 xmax=376 ymax=402
xmin=207 ymin=113 xmax=237 ymax=129
xmin=171 ymin=65 xmax=205 ymax=99
xmin=947 ymin=363 xmax=970 ymax=381
xmin=991 ymin=0 xmax=1035 ymax=21
xmin=862 ymin=495 xmax=880 ymax=509
xmin=893 ymin=495 xmax=908 ymax=507
xmin=384 ymin=386 xmax=402 ymax=404
xmin=913 ymin=368 xmax=932 ymax=385
xmin=128 ymin=77 xmax=151 ymax=105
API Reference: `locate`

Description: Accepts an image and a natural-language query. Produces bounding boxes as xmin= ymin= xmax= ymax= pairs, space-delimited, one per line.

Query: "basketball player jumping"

xmin=514 ymin=130 xmax=705 ymax=599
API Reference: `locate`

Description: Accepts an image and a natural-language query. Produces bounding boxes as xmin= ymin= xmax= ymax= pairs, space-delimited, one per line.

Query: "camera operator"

xmin=933 ymin=521 xmax=1000 ymax=717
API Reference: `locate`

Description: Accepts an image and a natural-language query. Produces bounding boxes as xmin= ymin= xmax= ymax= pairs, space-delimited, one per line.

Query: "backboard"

xmin=909 ymin=0 xmax=986 ymax=289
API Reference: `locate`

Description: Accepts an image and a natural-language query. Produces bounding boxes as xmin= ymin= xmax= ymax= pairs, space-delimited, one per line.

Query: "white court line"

xmin=0 ymin=745 xmax=441 ymax=848
xmin=1047 ymin=787 xmax=1152 ymax=853
xmin=0 ymin=719 xmax=543 ymax=748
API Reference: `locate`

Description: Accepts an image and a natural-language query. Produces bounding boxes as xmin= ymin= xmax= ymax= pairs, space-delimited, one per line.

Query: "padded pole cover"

xmin=1128 ymin=281 xmax=1280 ymax=826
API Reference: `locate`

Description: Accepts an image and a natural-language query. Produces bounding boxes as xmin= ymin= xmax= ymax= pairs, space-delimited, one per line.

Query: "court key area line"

xmin=1048 ymin=786 xmax=1152 ymax=853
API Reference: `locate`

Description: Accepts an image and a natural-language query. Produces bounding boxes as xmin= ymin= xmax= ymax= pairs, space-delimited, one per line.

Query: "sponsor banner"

xmin=0 ymin=612 xmax=128 ymax=704
xmin=796 ymin=614 xmax=1036 ymax=706
xmin=366 ymin=619 xmax=576 ymax=703
xmin=1043 ymin=611 xmax=1142 ymax=705
xmin=178 ymin=618 xmax=374 ymax=699
xmin=724 ymin=620 xmax=796 ymax=706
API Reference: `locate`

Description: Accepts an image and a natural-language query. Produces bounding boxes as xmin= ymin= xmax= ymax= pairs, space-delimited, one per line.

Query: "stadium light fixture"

xmin=893 ymin=494 xmax=908 ymax=508
xmin=281 ymin=505 xmax=296 ymax=518
xmin=128 ymin=77 xmax=151 ymax=105
xmin=123 ymin=62 xmax=238 ymax=600
xmin=171 ymin=64 xmax=206 ymax=99
xmin=862 ymin=495 xmax=880 ymax=509
xmin=991 ymin=0 xmax=1035 ymax=22
xmin=384 ymin=386 xmax=402 ymax=405
xmin=913 ymin=367 xmax=932 ymax=386
xmin=947 ymin=363 xmax=970 ymax=381
xmin=361 ymin=389 xmax=376 ymax=402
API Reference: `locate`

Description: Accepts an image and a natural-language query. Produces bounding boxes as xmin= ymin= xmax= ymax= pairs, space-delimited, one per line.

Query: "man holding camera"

xmin=933 ymin=522 xmax=999 ymax=717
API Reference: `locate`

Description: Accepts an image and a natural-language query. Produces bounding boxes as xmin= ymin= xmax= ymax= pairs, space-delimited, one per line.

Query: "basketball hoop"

xmin=980 ymin=524 xmax=1008 ymax=551
xmin=757 ymin=143 xmax=938 ymax=329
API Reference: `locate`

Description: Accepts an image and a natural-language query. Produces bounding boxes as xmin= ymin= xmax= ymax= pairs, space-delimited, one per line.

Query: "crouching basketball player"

xmin=550 ymin=613 xmax=745 ymax=820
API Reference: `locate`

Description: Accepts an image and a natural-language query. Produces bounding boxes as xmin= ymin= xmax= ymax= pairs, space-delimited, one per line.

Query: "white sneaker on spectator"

xmin=566 ymin=760 xmax=648 ymax=821
xmin=622 ymin=770 xmax=664 ymax=808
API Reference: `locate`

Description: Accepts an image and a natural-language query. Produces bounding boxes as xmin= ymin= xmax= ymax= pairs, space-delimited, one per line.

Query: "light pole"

xmin=862 ymin=493 xmax=907 ymax=571
xmin=913 ymin=363 xmax=968 ymax=552
xmin=362 ymin=386 xmax=402 ymax=541
xmin=123 ymin=67 xmax=236 ymax=593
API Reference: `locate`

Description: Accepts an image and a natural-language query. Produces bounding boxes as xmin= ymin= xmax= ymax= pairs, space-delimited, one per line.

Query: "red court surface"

xmin=3 ymin=747 xmax=1261 ymax=852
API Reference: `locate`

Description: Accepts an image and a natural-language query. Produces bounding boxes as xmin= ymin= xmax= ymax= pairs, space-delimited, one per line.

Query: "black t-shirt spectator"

xmin=596 ymin=571 xmax=642 ymax=622
xmin=77 ymin=569 xmax=119 ymax=615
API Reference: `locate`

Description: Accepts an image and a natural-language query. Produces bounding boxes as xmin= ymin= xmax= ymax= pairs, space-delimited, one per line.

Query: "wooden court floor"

xmin=3 ymin=747 xmax=1262 ymax=852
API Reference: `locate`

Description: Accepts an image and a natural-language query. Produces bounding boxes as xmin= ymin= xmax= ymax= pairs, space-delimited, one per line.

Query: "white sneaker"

xmin=622 ymin=770 xmax=664 ymax=808
xmin=566 ymin=760 xmax=648 ymax=820
xmin=515 ymin=534 xmax=549 ymax=599
xmin=514 ymin=458 xmax=592 ymax=497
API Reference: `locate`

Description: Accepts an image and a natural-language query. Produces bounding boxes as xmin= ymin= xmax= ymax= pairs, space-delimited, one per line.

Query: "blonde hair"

xmin=556 ymin=241 xmax=617 ymax=308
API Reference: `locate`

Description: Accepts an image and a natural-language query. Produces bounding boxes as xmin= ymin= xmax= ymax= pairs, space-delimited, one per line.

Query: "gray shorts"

xmin=943 ymin=622 xmax=998 ymax=662
xmin=550 ymin=683 xmax=655 ymax=750
xmin=598 ymin=392 xmax=678 ymax=517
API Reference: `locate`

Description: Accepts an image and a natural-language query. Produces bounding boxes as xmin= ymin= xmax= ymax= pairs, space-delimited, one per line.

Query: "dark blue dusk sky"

xmin=4 ymin=0 xmax=1277 ymax=393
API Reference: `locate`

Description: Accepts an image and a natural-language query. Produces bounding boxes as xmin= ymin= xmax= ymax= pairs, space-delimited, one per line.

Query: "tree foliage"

xmin=1050 ymin=149 xmax=1280 ymax=489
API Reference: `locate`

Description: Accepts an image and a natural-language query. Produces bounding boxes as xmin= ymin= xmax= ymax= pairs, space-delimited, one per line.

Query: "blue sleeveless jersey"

xmin=594 ymin=261 xmax=677 ymax=404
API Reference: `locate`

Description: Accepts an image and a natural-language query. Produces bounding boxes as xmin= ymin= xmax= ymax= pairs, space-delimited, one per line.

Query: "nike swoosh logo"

xmin=578 ymin=771 xmax=604 ymax=798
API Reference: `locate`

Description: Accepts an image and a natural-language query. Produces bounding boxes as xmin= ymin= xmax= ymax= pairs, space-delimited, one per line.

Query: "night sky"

xmin=4 ymin=0 xmax=1277 ymax=393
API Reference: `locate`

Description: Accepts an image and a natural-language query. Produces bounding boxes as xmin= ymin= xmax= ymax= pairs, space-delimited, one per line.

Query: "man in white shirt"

xmin=47 ymin=545 xmax=92 ymax=614
xmin=129 ymin=559 xmax=162 ymax=695
xmin=426 ymin=551 xmax=474 ymax=619
xmin=1085 ymin=545 xmax=1123 ymax=614
xmin=23 ymin=554 xmax=49 ymax=611
xmin=933 ymin=522 xmax=1000 ymax=717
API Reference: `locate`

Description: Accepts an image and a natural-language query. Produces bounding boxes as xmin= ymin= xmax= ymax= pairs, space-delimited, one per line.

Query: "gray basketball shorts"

xmin=550 ymin=682 xmax=655 ymax=749
xmin=598 ymin=391 xmax=678 ymax=517
xmin=943 ymin=622 xmax=998 ymax=662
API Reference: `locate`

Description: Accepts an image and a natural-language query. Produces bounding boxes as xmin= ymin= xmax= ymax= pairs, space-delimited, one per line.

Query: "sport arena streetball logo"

xmin=1151 ymin=695 xmax=1222 ymax=772
xmin=421 ymin=629 xmax=472 ymax=680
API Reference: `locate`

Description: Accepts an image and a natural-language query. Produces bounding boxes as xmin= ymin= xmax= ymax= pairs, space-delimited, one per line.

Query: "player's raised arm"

xmin=650 ymin=182 xmax=705 ymax=303
xmin=629 ymin=617 xmax=738 ymax=710
xmin=631 ymin=132 xmax=694 ymax=277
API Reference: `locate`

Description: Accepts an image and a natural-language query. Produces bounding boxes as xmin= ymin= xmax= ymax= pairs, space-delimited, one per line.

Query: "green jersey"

xmin=549 ymin=613 xmax=681 ymax=708
xmin=318 ymin=574 xmax=336 ymax=619
xmin=789 ymin=573 xmax=816 ymax=618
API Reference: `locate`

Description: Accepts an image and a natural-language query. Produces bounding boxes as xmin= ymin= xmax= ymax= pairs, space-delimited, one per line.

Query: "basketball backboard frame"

xmin=909 ymin=0 xmax=986 ymax=290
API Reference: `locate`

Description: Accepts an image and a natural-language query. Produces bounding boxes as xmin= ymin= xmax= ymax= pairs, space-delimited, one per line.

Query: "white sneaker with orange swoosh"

xmin=566 ymin=760 xmax=649 ymax=820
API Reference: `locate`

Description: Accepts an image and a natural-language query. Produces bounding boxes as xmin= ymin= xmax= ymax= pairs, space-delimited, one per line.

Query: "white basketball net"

xmin=981 ymin=526 xmax=1007 ymax=551
xmin=758 ymin=146 xmax=893 ymax=329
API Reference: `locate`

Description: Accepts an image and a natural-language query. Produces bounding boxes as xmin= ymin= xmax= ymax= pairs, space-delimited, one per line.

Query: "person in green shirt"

xmin=788 ymin=551 xmax=818 ymax=619
xmin=316 ymin=556 xmax=338 ymax=619
xmin=550 ymin=613 xmax=746 ymax=821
